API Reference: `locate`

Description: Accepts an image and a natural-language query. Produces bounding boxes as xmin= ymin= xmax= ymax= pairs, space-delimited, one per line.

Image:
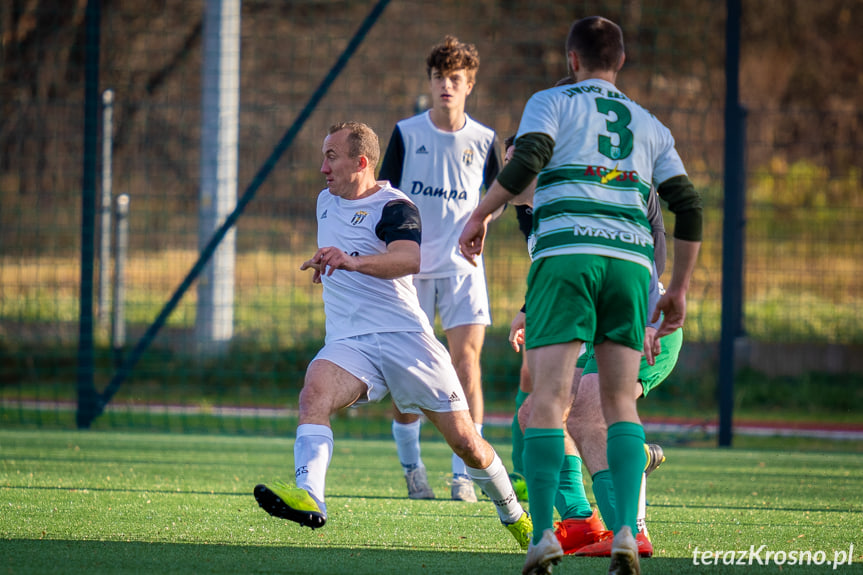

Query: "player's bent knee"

xmin=568 ymin=416 xmax=607 ymax=446
xmin=446 ymin=432 xmax=473 ymax=457
xmin=453 ymin=441 xmax=489 ymax=469
xmin=446 ymin=430 xmax=487 ymax=466
xmin=298 ymin=389 xmax=335 ymax=422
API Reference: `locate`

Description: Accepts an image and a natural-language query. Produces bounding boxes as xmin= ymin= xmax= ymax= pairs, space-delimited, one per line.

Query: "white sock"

xmin=452 ymin=422 xmax=483 ymax=478
xmin=636 ymin=472 xmax=648 ymax=536
xmin=452 ymin=453 xmax=468 ymax=477
xmin=466 ymin=453 xmax=523 ymax=524
xmin=294 ymin=423 xmax=333 ymax=514
xmin=392 ymin=419 xmax=423 ymax=471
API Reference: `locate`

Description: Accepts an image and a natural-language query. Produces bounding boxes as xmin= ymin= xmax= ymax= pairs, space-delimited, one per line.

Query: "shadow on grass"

xmin=7 ymin=485 xmax=469 ymax=505
xmin=2 ymin=540 xmax=857 ymax=574
xmin=9 ymin=483 xmax=856 ymax=516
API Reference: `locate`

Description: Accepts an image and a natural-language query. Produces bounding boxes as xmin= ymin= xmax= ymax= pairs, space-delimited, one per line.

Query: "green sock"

xmin=524 ymin=428 xmax=565 ymax=544
xmin=607 ymin=421 xmax=646 ymax=534
xmin=511 ymin=390 xmax=529 ymax=474
xmin=591 ymin=468 xmax=616 ymax=530
xmin=554 ymin=455 xmax=593 ymax=520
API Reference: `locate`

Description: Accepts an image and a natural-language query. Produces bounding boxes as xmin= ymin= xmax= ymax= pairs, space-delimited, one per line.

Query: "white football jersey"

xmin=379 ymin=111 xmax=500 ymax=278
xmin=517 ymin=79 xmax=687 ymax=272
xmin=315 ymin=183 xmax=433 ymax=342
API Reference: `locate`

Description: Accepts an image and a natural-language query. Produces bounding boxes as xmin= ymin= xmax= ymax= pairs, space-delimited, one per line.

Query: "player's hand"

xmin=643 ymin=326 xmax=661 ymax=366
xmin=652 ymin=288 xmax=686 ymax=338
xmin=301 ymin=246 xmax=356 ymax=281
xmin=509 ymin=310 xmax=526 ymax=352
xmin=458 ymin=214 xmax=488 ymax=267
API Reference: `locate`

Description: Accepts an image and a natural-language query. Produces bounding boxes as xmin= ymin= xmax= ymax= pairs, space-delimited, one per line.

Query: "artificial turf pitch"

xmin=2 ymin=429 xmax=861 ymax=574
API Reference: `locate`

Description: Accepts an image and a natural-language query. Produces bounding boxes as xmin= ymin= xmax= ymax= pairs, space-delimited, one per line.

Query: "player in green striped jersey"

xmin=460 ymin=16 xmax=702 ymax=575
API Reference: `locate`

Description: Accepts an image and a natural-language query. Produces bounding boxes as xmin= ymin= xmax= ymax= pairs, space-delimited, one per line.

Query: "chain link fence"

xmin=1 ymin=0 xmax=860 ymax=433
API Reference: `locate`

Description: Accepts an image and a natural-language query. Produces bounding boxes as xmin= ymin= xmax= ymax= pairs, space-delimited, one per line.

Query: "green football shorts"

xmin=525 ymin=254 xmax=649 ymax=352
xmin=579 ymin=327 xmax=683 ymax=396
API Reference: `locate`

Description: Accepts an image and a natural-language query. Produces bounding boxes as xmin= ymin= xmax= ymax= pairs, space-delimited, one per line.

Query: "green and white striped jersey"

xmin=516 ymin=79 xmax=687 ymax=271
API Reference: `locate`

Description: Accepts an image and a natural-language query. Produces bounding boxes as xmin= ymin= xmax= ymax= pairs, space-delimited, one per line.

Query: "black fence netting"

xmin=1 ymin=0 xmax=860 ymax=434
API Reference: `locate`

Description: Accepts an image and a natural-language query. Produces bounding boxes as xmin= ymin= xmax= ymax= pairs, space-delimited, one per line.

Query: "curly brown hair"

xmin=425 ymin=35 xmax=480 ymax=82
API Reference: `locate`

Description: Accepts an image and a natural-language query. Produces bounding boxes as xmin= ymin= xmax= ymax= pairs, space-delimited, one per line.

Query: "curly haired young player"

xmin=379 ymin=36 xmax=502 ymax=502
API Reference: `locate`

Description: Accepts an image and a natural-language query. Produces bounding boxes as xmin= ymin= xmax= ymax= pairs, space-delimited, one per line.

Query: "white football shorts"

xmin=413 ymin=269 xmax=492 ymax=330
xmin=311 ymin=331 xmax=470 ymax=415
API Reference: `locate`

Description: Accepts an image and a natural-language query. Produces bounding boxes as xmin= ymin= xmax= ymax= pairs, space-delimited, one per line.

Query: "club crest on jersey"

xmin=350 ymin=211 xmax=369 ymax=225
xmin=462 ymin=148 xmax=474 ymax=166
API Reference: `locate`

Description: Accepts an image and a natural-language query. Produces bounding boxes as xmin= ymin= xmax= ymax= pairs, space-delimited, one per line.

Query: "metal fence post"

xmin=76 ymin=0 xmax=101 ymax=429
xmin=719 ymin=0 xmax=746 ymax=447
xmin=196 ymin=0 xmax=240 ymax=356
xmin=112 ymin=194 xmax=130 ymax=369
xmin=98 ymin=88 xmax=115 ymax=333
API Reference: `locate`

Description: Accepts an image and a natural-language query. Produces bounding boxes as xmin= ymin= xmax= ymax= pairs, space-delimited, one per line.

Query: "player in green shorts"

xmin=503 ymin=130 xmax=674 ymax=538
xmin=580 ymin=327 xmax=682 ymax=398
xmin=564 ymin=300 xmax=683 ymax=557
xmin=512 ymin=267 xmax=682 ymax=558
xmin=461 ymin=16 xmax=702 ymax=574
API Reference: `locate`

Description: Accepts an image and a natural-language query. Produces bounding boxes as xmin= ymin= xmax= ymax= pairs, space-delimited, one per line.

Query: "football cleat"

xmin=608 ymin=525 xmax=641 ymax=575
xmin=522 ymin=528 xmax=564 ymax=575
xmin=405 ymin=465 xmax=435 ymax=500
xmin=573 ymin=528 xmax=653 ymax=558
xmin=254 ymin=481 xmax=326 ymax=529
xmin=635 ymin=531 xmax=653 ymax=557
xmin=509 ymin=472 xmax=529 ymax=501
xmin=644 ymin=444 xmax=665 ymax=476
xmin=450 ymin=474 xmax=478 ymax=502
xmin=554 ymin=508 xmax=606 ymax=554
xmin=503 ymin=511 xmax=533 ymax=550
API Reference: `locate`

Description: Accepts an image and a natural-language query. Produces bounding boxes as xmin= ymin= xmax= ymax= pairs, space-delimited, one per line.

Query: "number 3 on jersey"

xmin=595 ymin=98 xmax=633 ymax=160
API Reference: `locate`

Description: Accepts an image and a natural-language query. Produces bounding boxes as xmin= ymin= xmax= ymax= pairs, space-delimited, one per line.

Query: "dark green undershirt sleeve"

xmin=656 ymin=175 xmax=703 ymax=242
xmin=495 ymin=132 xmax=555 ymax=195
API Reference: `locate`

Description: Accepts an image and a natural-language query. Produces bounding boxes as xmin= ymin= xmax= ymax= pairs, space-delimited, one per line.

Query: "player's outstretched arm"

xmin=459 ymin=180 xmax=513 ymax=265
xmin=357 ymin=239 xmax=420 ymax=279
xmin=460 ymin=131 xmax=551 ymax=264
xmin=302 ymin=241 xmax=420 ymax=281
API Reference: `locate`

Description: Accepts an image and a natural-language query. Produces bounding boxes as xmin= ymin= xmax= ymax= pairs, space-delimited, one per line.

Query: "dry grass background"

xmin=1 ymin=0 xmax=861 ymax=352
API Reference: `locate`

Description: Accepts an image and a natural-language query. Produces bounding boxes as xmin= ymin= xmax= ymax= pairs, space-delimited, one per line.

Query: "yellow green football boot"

xmin=254 ymin=481 xmax=326 ymax=529
xmin=509 ymin=472 xmax=529 ymax=502
xmin=503 ymin=511 xmax=533 ymax=550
